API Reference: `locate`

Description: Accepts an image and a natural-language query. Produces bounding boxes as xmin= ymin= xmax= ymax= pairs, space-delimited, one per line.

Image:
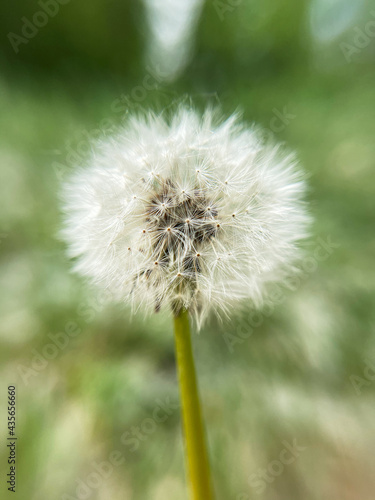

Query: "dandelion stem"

xmin=173 ymin=309 xmax=214 ymax=500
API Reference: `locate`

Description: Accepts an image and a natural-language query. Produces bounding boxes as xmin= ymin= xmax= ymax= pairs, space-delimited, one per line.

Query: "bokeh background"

xmin=1 ymin=0 xmax=375 ymax=499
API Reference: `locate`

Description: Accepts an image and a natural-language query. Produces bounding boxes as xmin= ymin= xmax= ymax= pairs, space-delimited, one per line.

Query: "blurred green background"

xmin=1 ymin=0 xmax=375 ymax=499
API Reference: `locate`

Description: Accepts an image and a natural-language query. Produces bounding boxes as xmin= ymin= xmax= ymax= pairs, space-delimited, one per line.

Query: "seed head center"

xmin=144 ymin=178 xmax=219 ymax=270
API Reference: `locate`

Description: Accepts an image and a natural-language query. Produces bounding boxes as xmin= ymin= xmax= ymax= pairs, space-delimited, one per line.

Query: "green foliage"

xmin=1 ymin=1 xmax=375 ymax=498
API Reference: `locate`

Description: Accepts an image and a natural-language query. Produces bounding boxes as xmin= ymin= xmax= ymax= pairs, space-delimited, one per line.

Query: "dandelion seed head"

xmin=61 ymin=108 xmax=310 ymax=327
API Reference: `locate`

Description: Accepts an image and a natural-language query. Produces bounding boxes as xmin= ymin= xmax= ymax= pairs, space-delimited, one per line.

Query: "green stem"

xmin=173 ymin=309 xmax=214 ymax=500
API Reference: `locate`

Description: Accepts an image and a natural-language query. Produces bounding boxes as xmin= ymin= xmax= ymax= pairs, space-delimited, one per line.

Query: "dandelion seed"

xmin=61 ymin=107 xmax=310 ymax=327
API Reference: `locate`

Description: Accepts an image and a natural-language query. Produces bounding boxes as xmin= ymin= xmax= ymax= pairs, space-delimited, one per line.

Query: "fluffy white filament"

xmin=61 ymin=108 xmax=309 ymax=326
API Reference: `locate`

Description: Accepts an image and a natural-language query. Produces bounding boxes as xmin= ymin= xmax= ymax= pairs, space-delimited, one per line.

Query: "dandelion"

xmin=61 ymin=107 xmax=309 ymax=500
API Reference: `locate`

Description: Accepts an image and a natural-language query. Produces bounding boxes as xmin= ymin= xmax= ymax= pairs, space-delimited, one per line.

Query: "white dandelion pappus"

xmin=61 ymin=108 xmax=309 ymax=327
